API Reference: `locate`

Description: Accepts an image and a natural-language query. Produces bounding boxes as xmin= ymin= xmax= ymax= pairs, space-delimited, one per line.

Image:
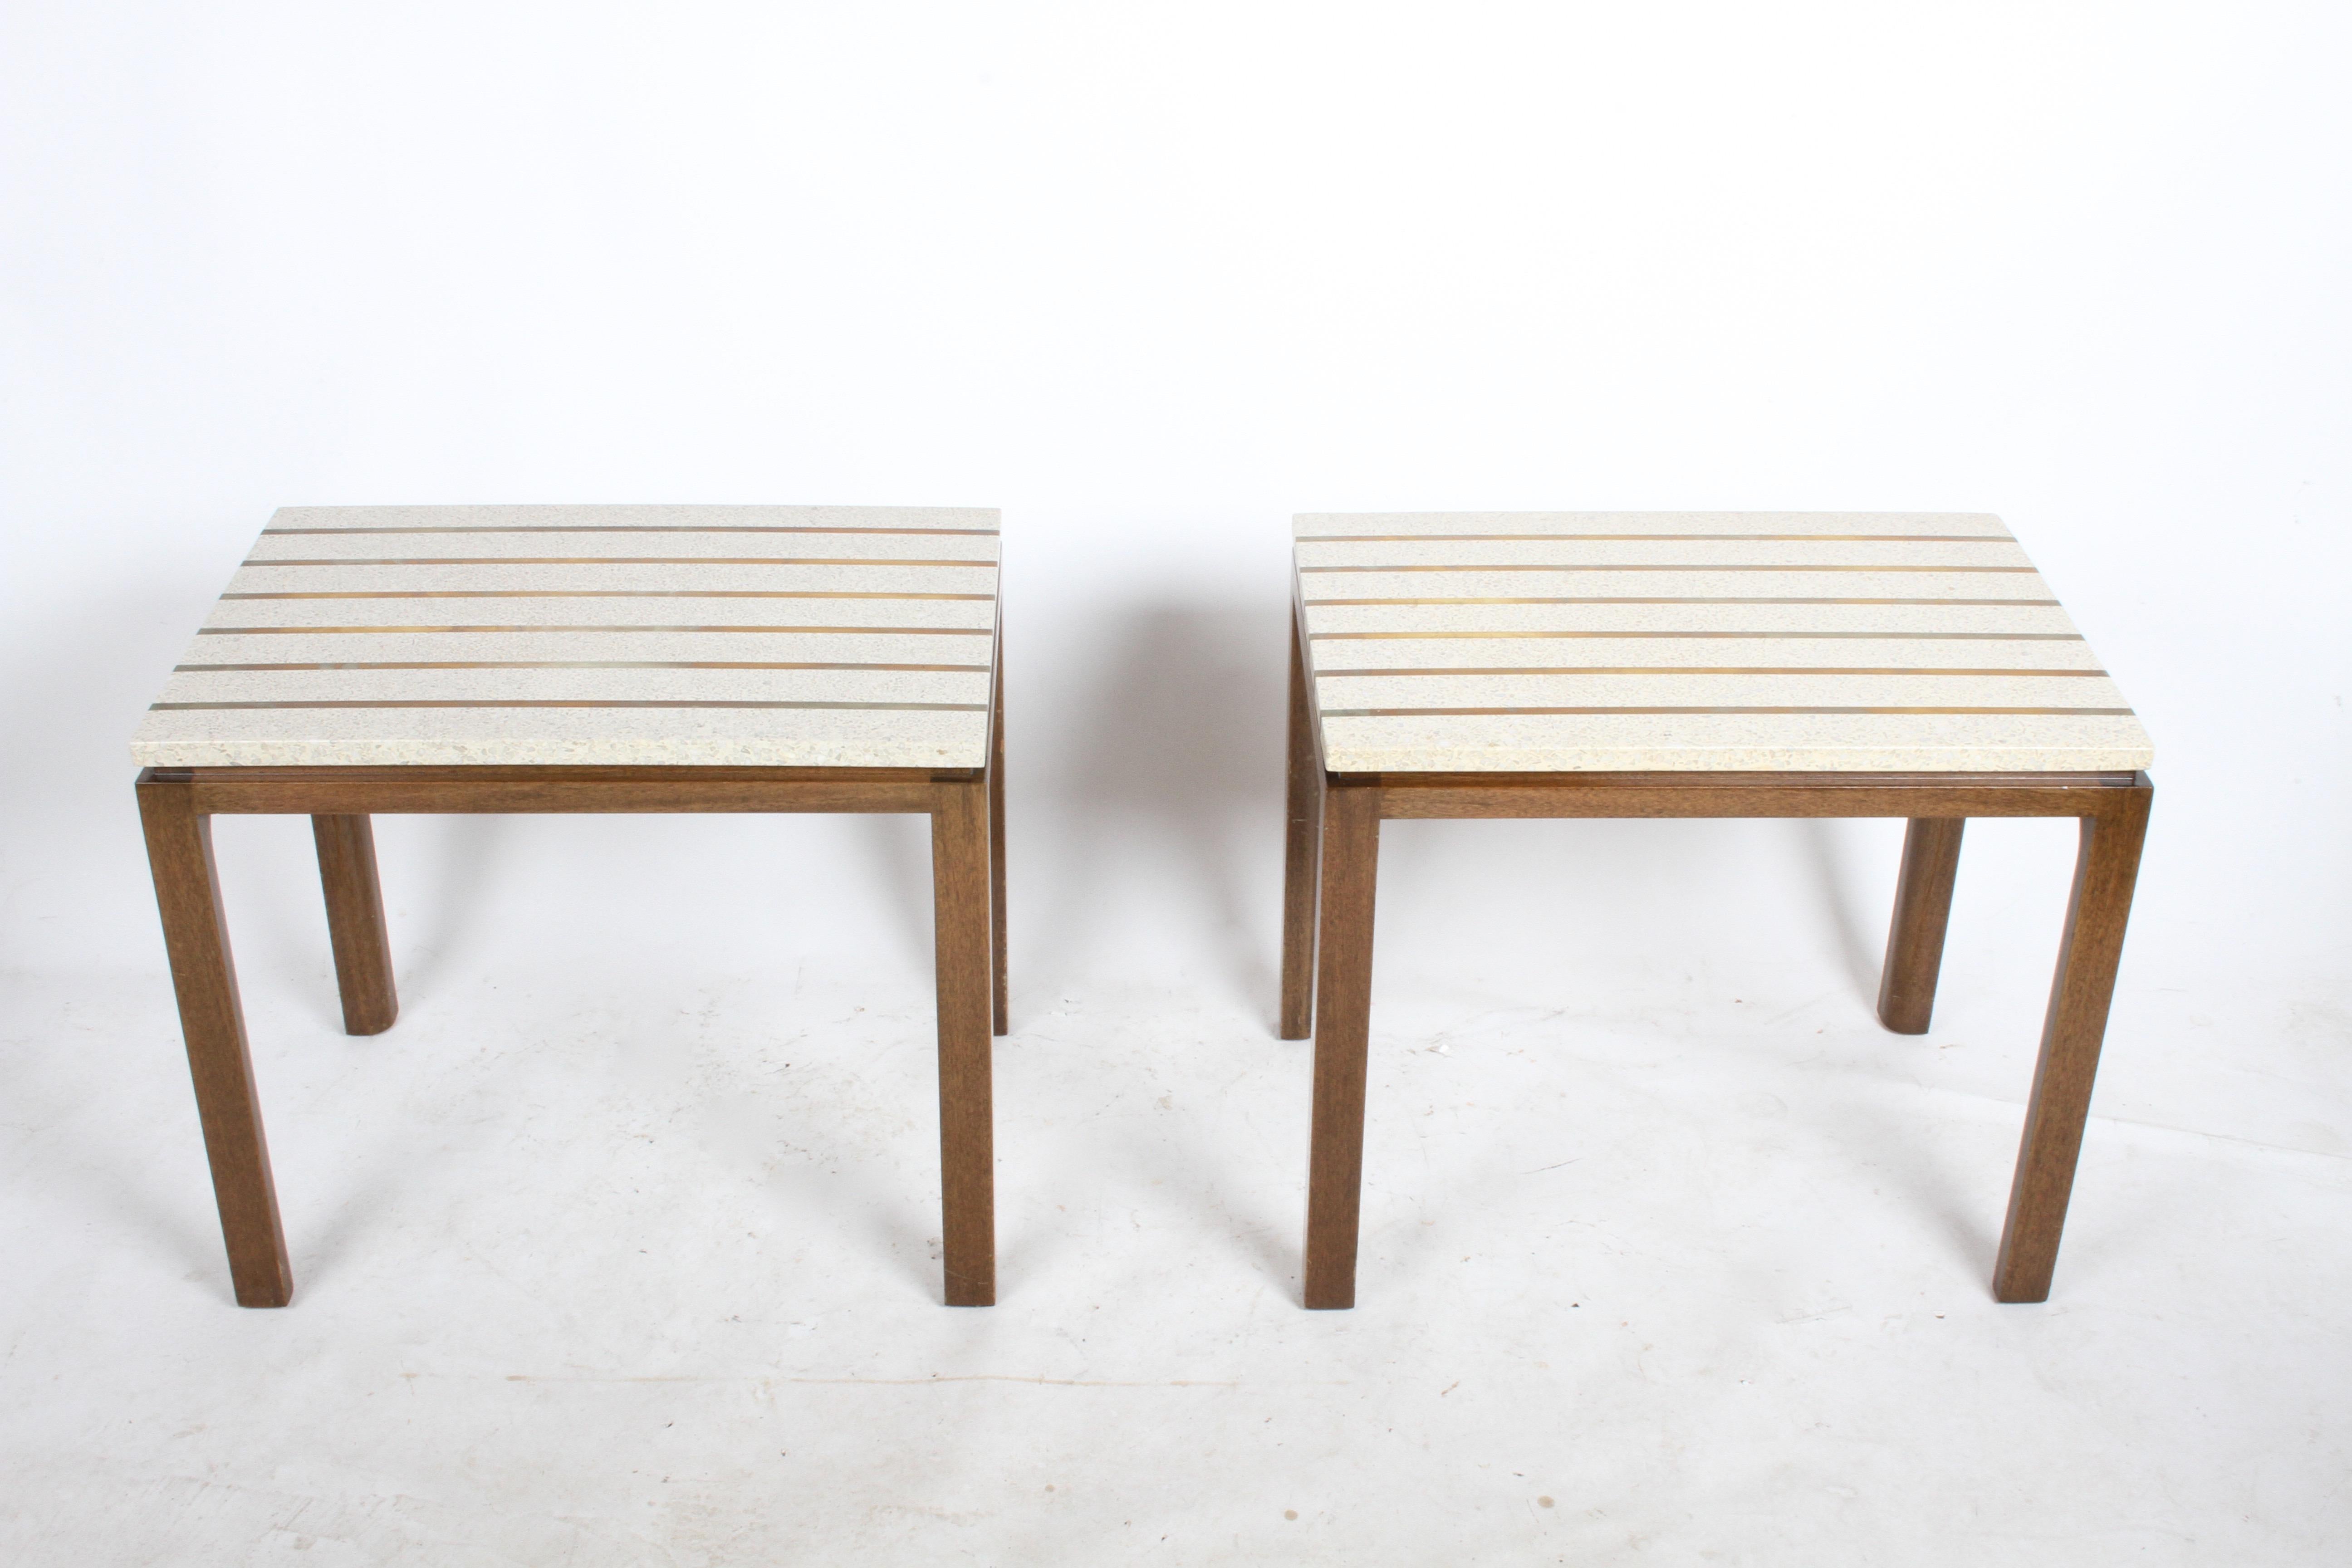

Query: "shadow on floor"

xmin=1026 ymin=595 xmax=1290 ymax=1018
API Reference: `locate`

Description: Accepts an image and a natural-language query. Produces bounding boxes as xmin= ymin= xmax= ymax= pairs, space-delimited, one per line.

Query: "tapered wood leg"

xmin=989 ymin=652 xmax=1009 ymax=1038
xmin=1303 ymin=779 xmax=1379 ymax=1309
xmin=1279 ymin=612 xmax=1322 ymax=1040
xmin=312 ymin=814 xmax=398 ymax=1036
xmin=931 ymin=775 xmax=996 ymax=1306
xmin=1992 ymin=786 xmax=2153 ymax=1303
xmin=1877 ymin=817 xmax=1964 ymax=1034
xmin=136 ymin=771 xmax=294 ymax=1308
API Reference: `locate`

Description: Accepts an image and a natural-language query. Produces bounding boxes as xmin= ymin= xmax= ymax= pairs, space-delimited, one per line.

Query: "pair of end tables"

xmin=132 ymin=505 xmax=2151 ymax=1313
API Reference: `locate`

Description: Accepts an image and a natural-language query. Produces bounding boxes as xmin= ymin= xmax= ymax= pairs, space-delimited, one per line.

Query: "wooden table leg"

xmin=1877 ymin=817 xmax=1965 ymax=1034
xmin=312 ymin=814 xmax=398 ymax=1036
xmin=932 ymin=775 xmax=997 ymax=1306
xmin=1303 ymin=778 xmax=1379 ymax=1308
xmin=136 ymin=771 xmax=294 ymax=1308
xmin=1279 ymin=613 xmax=1322 ymax=1041
xmin=989 ymin=652 xmax=1009 ymax=1038
xmin=1993 ymin=786 xmax=2153 ymax=1302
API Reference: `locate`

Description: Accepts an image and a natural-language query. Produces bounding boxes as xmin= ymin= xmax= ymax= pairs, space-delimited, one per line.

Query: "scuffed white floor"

xmin=2 ymin=796 xmax=2346 ymax=1565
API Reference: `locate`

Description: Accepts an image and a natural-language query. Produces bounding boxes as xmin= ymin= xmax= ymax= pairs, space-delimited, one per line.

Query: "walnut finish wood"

xmin=136 ymin=772 xmax=294 ymax=1308
xmin=989 ymin=647 xmax=1009 ymax=1038
xmin=139 ymin=762 xmax=1004 ymax=1309
xmin=1993 ymin=785 xmax=2153 ymax=1303
xmin=1877 ymin=817 xmax=1965 ymax=1035
xmin=1303 ymin=779 xmax=1380 ymax=1310
xmin=1279 ymin=612 xmax=1323 ymax=1040
xmin=311 ymin=814 xmax=398 ymax=1036
xmin=181 ymin=766 xmax=956 ymax=817
xmin=1285 ymin=768 xmax=2153 ymax=1308
xmin=931 ymin=775 xmax=998 ymax=1306
xmin=1372 ymin=772 xmax=2141 ymax=822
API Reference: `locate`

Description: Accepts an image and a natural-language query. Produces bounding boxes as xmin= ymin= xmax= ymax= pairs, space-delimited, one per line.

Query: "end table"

xmin=1279 ymin=511 xmax=2152 ymax=1308
xmin=134 ymin=505 xmax=1006 ymax=1307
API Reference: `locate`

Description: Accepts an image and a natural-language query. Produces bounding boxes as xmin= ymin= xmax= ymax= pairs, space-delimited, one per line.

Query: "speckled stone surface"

xmin=132 ymin=505 xmax=1000 ymax=768
xmin=1294 ymin=512 xmax=2153 ymax=774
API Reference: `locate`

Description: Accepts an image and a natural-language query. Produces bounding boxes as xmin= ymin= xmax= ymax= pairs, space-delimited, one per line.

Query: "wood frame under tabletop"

xmin=135 ymin=756 xmax=1008 ymax=1311
xmin=1279 ymin=605 xmax=2152 ymax=1311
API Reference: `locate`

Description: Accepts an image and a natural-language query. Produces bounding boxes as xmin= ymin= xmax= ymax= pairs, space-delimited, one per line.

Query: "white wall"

xmin=7 ymin=2 xmax=2344 ymax=1051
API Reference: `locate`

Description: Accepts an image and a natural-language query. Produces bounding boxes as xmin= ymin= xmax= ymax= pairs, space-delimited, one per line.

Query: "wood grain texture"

xmin=1277 ymin=767 xmax=2152 ymax=1307
xmin=143 ymin=760 xmax=1003 ymax=1308
xmin=931 ymin=775 xmax=997 ymax=1306
xmin=1279 ymin=610 xmax=1323 ymax=1040
xmin=1303 ymin=779 xmax=1380 ymax=1309
xmin=1877 ymin=817 xmax=1965 ymax=1034
xmin=312 ymin=814 xmax=398 ymax=1035
xmin=1994 ymin=780 xmax=2153 ymax=1302
xmin=135 ymin=770 xmax=294 ymax=1308
xmin=183 ymin=764 xmax=956 ymax=816
xmin=1372 ymin=771 xmax=2141 ymax=821
xmin=989 ymin=645 xmax=1009 ymax=1038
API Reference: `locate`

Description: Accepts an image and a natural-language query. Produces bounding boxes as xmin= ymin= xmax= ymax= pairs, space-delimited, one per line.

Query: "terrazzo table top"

xmin=1294 ymin=512 xmax=2153 ymax=774
xmin=132 ymin=505 xmax=1000 ymax=769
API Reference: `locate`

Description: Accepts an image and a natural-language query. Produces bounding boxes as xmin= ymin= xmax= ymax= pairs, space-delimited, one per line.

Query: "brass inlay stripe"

xmin=150 ymin=700 xmax=987 ymax=712
xmin=244 ymin=557 xmax=994 ymax=568
xmin=196 ymin=624 xmax=993 ymax=636
xmin=264 ymin=525 xmax=998 ymax=536
xmin=1305 ymin=597 xmax=2063 ymax=608
xmin=1308 ymin=630 xmax=2087 ymax=642
xmin=1299 ymin=533 xmax=2014 ymax=543
xmin=176 ymin=661 xmax=990 ymax=673
xmin=220 ymin=591 xmax=994 ymax=601
xmin=1317 ymin=666 xmax=2111 ymax=678
xmin=1298 ymin=564 xmax=2037 ymax=574
xmin=1322 ymin=705 xmax=2137 ymax=717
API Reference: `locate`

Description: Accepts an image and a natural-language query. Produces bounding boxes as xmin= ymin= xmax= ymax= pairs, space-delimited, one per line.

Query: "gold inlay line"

xmin=1316 ymin=666 xmax=2111 ymax=678
xmin=1305 ymin=597 xmax=2063 ymax=608
xmin=1307 ymin=631 xmax=2088 ymax=642
xmin=1298 ymin=533 xmax=2014 ymax=543
xmin=1298 ymin=564 xmax=2037 ymax=574
xmin=150 ymin=700 xmax=988 ymax=713
xmin=264 ymin=525 xmax=999 ymax=536
xmin=176 ymin=661 xmax=990 ymax=673
xmin=244 ymin=557 xmax=995 ymax=568
xmin=220 ymin=591 xmax=995 ymax=602
xmin=1321 ymin=705 xmax=2138 ymax=718
xmin=196 ymin=624 xmax=994 ymax=636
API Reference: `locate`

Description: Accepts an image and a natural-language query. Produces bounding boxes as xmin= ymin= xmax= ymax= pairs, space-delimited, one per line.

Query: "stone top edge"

xmin=269 ymin=504 xmax=1001 ymax=530
xmin=1294 ymin=511 xmax=2008 ymax=537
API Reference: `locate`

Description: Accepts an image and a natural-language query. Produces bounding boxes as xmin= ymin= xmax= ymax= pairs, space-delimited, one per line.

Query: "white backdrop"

xmin=4 ymin=5 xmax=2347 ymax=1563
